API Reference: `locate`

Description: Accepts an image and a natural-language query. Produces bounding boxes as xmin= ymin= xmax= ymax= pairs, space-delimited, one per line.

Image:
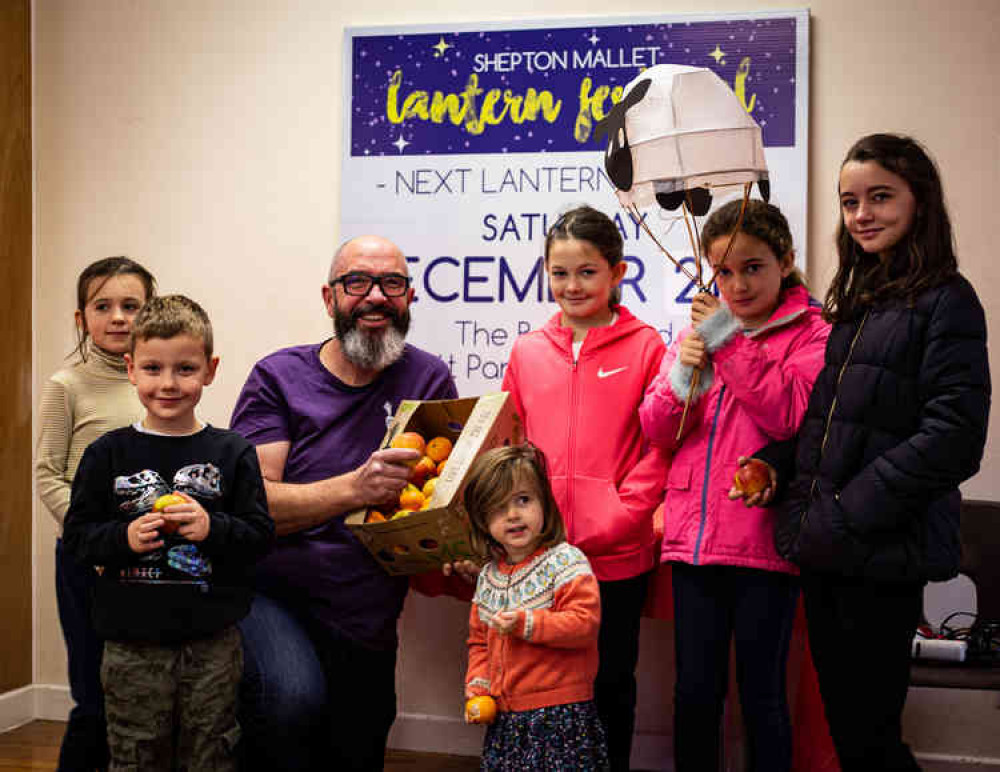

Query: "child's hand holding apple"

xmin=728 ymin=457 xmax=777 ymax=507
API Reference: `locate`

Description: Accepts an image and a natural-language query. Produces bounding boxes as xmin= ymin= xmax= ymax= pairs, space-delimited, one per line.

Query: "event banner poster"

xmin=342 ymin=11 xmax=809 ymax=396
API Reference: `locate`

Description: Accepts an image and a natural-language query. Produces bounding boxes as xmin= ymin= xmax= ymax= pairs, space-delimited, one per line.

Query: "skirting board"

xmin=0 ymin=684 xmax=71 ymax=733
xmin=6 ymin=688 xmax=999 ymax=770
xmin=915 ymin=753 xmax=1000 ymax=769
xmin=5 ymin=691 xmax=674 ymax=768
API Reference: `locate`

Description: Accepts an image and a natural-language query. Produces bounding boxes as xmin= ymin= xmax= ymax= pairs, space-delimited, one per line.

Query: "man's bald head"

xmin=330 ymin=235 xmax=406 ymax=282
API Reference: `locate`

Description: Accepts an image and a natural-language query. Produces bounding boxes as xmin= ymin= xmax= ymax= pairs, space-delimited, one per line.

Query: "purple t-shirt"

xmin=230 ymin=341 xmax=457 ymax=650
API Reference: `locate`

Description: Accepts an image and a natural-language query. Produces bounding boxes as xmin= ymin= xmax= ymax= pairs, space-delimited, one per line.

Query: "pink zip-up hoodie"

xmin=502 ymin=306 xmax=669 ymax=581
xmin=639 ymin=286 xmax=830 ymax=573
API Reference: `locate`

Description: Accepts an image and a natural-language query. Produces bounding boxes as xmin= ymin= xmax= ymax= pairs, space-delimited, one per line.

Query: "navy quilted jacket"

xmin=766 ymin=274 xmax=990 ymax=582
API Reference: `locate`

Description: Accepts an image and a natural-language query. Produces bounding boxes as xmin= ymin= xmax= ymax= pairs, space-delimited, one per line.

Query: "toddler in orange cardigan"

xmin=463 ymin=444 xmax=609 ymax=771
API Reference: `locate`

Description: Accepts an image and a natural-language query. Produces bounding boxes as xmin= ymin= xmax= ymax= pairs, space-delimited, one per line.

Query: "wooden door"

xmin=0 ymin=0 xmax=33 ymax=692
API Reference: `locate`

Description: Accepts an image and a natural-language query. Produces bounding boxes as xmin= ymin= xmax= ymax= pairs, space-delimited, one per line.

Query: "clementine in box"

xmin=426 ymin=436 xmax=453 ymax=463
xmin=409 ymin=455 xmax=437 ymax=486
xmin=390 ymin=431 xmax=425 ymax=465
xmin=398 ymin=485 xmax=425 ymax=511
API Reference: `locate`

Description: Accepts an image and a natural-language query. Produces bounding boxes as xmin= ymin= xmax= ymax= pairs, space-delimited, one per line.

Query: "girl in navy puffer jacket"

xmin=744 ymin=134 xmax=991 ymax=771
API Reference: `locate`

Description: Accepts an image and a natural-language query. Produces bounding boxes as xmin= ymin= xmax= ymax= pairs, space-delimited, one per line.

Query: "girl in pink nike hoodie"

xmin=502 ymin=205 xmax=668 ymax=771
xmin=639 ymin=200 xmax=829 ymax=772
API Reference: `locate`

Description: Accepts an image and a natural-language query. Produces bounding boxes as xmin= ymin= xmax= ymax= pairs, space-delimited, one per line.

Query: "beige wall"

xmin=31 ymin=0 xmax=1000 ymax=765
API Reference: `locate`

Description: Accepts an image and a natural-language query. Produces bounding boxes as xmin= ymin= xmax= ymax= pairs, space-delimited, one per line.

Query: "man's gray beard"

xmin=339 ymin=325 xmax=406 ymax=371
xmin=334 ymin=303 xmax=409 ymax=371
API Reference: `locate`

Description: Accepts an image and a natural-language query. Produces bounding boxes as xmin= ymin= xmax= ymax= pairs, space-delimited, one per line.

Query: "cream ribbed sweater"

xmin=35 ymin=344 xmax=144 ymax=530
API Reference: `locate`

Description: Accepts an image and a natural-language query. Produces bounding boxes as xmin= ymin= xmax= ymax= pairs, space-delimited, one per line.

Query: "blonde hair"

xmin=463 ymin=444 xmax=566 ymax=562
xmin=130 ymin=295 xmax=214 ymax=358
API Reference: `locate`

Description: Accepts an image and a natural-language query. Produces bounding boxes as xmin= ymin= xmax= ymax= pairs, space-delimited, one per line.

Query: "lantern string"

xmin=676 ymin=182 xmax=753 ymax=441
xmin=624 ymin=202 xmax=699 ymax=284
xmin=680 ymin=202 xmax=703 ymax=289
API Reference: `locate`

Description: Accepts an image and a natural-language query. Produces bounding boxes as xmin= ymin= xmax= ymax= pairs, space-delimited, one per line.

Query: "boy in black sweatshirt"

xmin=64 ymin=295 xmax=273 ymax=771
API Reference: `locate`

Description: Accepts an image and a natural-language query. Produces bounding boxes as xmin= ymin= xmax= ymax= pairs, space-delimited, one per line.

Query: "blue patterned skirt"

xmin=481 ymin=700 xmax=609 ymax=771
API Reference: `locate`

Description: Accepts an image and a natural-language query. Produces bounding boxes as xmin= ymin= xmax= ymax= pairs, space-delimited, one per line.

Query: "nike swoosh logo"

xmin=597 ymin=366 xmax=628 ymax=379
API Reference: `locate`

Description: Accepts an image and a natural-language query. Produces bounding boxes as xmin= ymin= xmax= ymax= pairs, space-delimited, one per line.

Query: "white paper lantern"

xmin=596 ymin=64 xmax=769 ymax=214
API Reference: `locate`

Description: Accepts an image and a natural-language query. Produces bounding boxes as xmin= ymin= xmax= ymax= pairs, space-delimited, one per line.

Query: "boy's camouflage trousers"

xmin=101 ymin=625 xmax=242 ymax=771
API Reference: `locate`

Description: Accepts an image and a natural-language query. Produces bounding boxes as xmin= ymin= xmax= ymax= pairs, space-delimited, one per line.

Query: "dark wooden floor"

xmin=0 ymin=720 xmax=479 ymax=771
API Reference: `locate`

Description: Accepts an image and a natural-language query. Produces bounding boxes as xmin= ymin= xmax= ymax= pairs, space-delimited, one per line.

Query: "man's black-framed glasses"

xmin=328 ymin=272 xmax=411 ymax=297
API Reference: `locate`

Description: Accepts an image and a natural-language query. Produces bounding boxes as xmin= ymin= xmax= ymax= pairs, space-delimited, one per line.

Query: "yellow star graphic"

xmin=709 ymin=44 xmax=725 ymax=64
xmin=433 ymin=37 xmax=452 ymax=58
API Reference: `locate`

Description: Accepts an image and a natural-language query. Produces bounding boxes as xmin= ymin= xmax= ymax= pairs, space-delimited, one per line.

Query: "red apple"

xmin=733 ymin=459 xmax=771 ymax=496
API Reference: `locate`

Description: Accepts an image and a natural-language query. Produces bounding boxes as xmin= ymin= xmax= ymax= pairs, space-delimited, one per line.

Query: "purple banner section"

xmin=350 ymin=17 xmax=797 ymax=157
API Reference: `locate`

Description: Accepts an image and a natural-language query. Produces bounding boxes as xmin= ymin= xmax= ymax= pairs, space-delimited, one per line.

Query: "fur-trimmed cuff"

xmin=695 ymin=305 xmax=741 ymax=353
xmin=668 ymin=356 xmax=714 ymax=402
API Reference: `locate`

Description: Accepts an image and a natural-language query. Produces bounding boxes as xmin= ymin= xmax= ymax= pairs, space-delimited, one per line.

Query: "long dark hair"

xmin=825 ymin=134 xmax=957 ymax=321
xmin=74 ymin=256 xmax=156 ymax=360
xmin=544 ymin=205 xmax=624 ymax=309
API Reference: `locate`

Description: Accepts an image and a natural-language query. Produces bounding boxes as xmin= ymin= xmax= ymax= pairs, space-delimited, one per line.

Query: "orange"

xmin=153 ymin=493 xmax=186 ymax=536
xmin=390 ymin=431 xmax=426 ymax=464
xmin=465 ymin=695 xmax=497 ymax=724
xmin=153 ymin=493 xmax=185 ymax=512
xmin=365 ymin=510 xmax=386 ymax=523
xmin=409 ymin=455 xmax=437 ymax=486
xmin=398 ymin=485 xmax=425 ymax=511
xmin=436 ymin=459 xmax=447 ymax=476
xmin=426 ymin=436 xmax=453 ymax=463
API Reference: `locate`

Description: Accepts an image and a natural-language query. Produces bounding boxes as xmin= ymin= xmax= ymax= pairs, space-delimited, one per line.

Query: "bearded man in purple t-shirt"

xmin=230 ymin=235 xmax=457 ymax=772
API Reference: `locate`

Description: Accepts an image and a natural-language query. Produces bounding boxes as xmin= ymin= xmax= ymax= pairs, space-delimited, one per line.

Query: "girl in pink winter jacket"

xmin=638 ymin=200 xmax=829 ymax=772
xmin=502 ymin=205 xmax=668 ymax=771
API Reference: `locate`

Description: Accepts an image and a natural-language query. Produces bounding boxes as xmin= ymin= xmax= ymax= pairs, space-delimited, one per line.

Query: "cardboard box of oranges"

xmin=344 ymin=393 xmax=522 ymax=575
